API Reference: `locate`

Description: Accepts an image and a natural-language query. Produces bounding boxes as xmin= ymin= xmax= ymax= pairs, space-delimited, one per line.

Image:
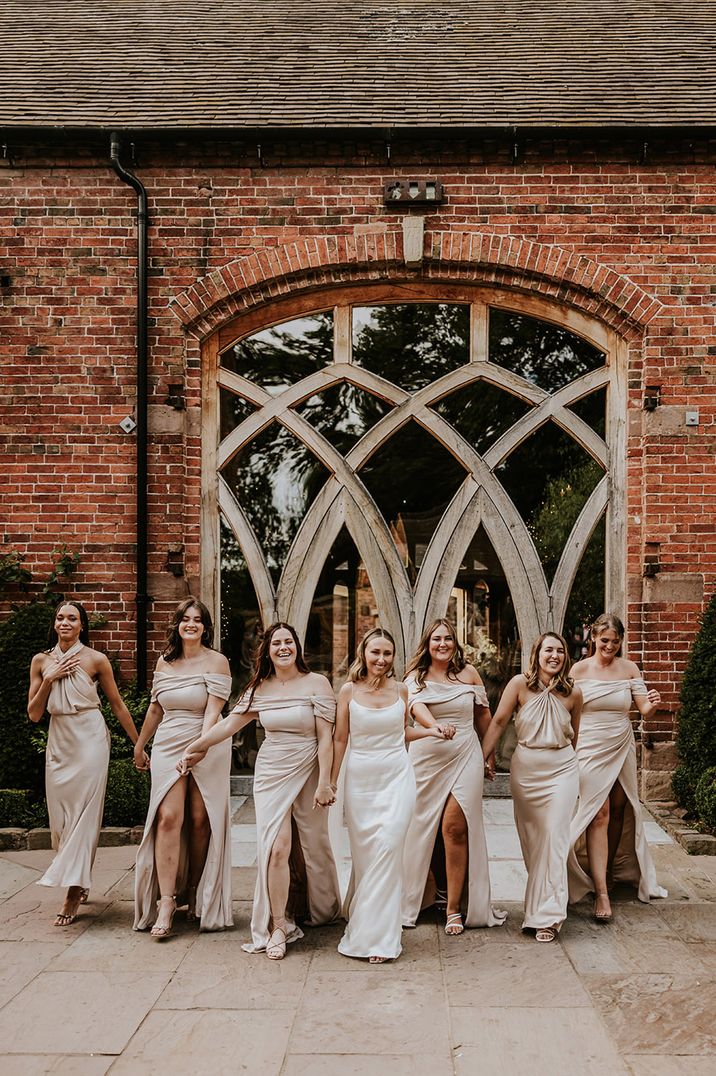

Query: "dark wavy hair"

xmin=243 ymin=622 xmax=310 ymax=709
xmin=404 ymin=617 xmax=466 ymax=689
xmin=348 ymin=626 xmax=397 ymax=682
xmin=162 ymin=597 xmax=215 ymax=662
xmin=525 ymin=631 xmax=574 ymax=696
xmin=587 ymin=612 xmax=625 ymax=657
xmin=46 ymin=599 xmax=90 ymax=648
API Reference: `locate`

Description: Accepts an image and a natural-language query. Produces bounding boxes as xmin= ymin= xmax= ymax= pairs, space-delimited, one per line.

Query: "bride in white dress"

xmin=331 ymin=627 xmax=447 ymax=963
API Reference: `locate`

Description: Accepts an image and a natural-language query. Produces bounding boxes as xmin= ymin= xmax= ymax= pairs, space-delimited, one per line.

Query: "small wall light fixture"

xmin=643 ymin=385 xmax=661 ymax=412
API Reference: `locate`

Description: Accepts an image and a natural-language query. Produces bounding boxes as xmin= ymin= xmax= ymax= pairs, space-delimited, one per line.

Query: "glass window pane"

xmin=294 ymin=382 xmax=392 ymax=454
xmin=221 ymin=312 xmax=334 ymax=393
xmin=489 ymin=309 xmax=604 ymax=392
xmin=444 ymin=524 xmax=521 ymax=773
xmin=221 ymin=422 xmax=329 ymax=586
xmin=497 ymin=421 xmax=604 ymax=584
xmin=220 ymin=389 xmax=256 ymax=442
xmin=430 ymin=381 xmax=532 ymax=455
xmin=352 ymin=304 xmax=470 ymax=391
xmin=562 ymin=515 xmax=606 ymax=659
xmin=219 ymin=517 xmax=264 ymax=773
xmin=567 ymin=385 xmax=607 ymax=438
xmin=358 ymin=420 xmax=468 ymax=584
xmin=303 ymin=526 xmax=380 ymax=692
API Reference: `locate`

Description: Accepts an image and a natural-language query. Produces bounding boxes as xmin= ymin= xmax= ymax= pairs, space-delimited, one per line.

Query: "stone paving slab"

xmin=0 ymin=801 xmax=712 ymax=1073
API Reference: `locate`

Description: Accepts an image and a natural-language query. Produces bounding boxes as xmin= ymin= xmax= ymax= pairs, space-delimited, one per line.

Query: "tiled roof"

xmin=2 ymin=1 xmax=715 ymax=129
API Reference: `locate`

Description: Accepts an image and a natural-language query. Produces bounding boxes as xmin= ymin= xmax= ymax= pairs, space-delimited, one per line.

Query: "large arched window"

xmin=202 ymin=286 xmax=626 ymax=714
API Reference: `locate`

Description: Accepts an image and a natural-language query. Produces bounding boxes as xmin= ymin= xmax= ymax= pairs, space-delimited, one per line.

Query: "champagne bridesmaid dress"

xmin=133 ymin=670 xmax=233 ymax=932
xmin=401 ymin=677 xmax=505 ymax=928
xmin=510 ymin=688 xmax=579 ymax=932
xmin=37 ymin=640 xmax=110 ymax=891
xmin=568 ymin=678 xmax=667 ymax=903
xmin=339 ymin=691 xmax=416 ymax=960
xmin=236 ymin=693 xmax=341 ymax=953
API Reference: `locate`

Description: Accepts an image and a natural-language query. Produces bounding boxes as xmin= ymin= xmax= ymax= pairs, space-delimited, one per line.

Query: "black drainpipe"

xmin=110 ymin=133 xmax=149 ymax=691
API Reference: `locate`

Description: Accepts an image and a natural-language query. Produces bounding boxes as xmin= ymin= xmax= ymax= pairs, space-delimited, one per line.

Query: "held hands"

xmin=133 ymin=745 xmax=150 ymax=771
xmin=177 ymin=744 xmax=207 ymax=775
xmin=436 ymin=723 xmax=456 ymax=740
xmin=313 ymin=784 xmax=336 ymax=809
xmin=483 ymin=752 xmax=496 ymax=781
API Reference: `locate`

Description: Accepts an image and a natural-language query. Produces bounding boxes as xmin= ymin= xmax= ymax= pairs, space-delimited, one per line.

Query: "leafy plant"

xmin=103 ymin=759 xmax=150 ymax=827
xmin=673 ymin=590 xmax=716 ymax=818
xmin=0 ymin=550 xmax=32 ymax=592
xmin=694 ymin=767 xmax=716 ymax=832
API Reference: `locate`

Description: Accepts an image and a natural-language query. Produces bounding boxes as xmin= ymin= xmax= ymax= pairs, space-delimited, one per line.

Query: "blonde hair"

xmin=404 ymin=618 xmax=466 ymax=689
xmin=525 ymin=632 xmax=574 ymax=696
xmin=348 ymin=627 xmax=396 ymax=682
xmin=588 ymin=612 xmax=625 ymax=657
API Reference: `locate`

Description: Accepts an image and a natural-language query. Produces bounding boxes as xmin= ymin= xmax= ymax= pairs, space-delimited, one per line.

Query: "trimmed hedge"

xmin=0 ymin=601 xmax=54 ymax=795
xmin=102 ymin=759 xmax=151 ymax=827
xmin=694 ymin=767 xmax=716 ymax=832
xmin=673 ymin=590 xmax=716 ymax=818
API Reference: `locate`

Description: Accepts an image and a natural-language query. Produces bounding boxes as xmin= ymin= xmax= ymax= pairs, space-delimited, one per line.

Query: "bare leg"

xmin=585 ymin=798 xmax=611 ymax=917
xmin=607 ymin=780 xmax=628 ymax=879
xmin=266 ymin=811 xmax=292 ymax=958
xmin=186 ymin=776 xmax=211 ymax=919
xmin=442 ymin=794 xmax=468 ymax=933
xmin=152 ymin=777 xmax=187 ymax=932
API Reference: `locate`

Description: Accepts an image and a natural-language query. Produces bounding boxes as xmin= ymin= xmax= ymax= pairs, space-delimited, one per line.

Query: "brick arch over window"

xmin=171 ymin=232 xmax=663 ymax=339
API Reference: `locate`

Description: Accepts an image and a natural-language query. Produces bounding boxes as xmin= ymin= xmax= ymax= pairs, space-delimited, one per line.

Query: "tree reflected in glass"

xmin=353 ymin=304 xmax=470 ymax=391
xmin=489 ymin=309 xmax=604 ymax=392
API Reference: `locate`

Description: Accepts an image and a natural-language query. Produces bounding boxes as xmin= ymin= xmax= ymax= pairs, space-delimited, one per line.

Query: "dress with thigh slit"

xmin=237 ymin=693 xmax=341 ymax=953
xmin=401 ymin=677 xmax=506 ymax=928
xmin=339 ymin=692 xmax=416 ymax=960
xmin=510 ymin=687 xmax=579 ymax=932
xmin=37 ymin=640 xmax=111 ymax=891
xmin=568 ymin=678 xmax=667 ymax=903
xmin=133 ymin=670 xmax=233 ymax=932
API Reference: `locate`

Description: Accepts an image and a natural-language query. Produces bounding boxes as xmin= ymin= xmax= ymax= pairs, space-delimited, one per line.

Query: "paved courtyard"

xmin=1 ymin=799 xmax=715 ymax=1075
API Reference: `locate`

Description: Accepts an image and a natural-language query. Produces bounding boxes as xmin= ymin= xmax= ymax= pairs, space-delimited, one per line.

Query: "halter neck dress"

xmin=133 ymin=669 xmax=233 ymax=932
xmin=568 ymin=677 xmax=667 ymax=903
xmin=339 ymin=689 xmax=416 ymax=960
xmin=232 ymin=691 xmax=341 ymax=953
xmin=510 ymin=686 xmax=579 ymax=932
xmin=37 ymin=641 xmax=110 ymax=890
xmin=401 ymin=677 xmax=506 ymax=929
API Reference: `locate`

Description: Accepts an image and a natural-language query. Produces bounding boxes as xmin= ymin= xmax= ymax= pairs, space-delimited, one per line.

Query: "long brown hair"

xmin=587 ymin=612 xmax=625 ymax=657
xmin=525 ymin=632 xmax=574 ymax=696
xmin=163 ymin=597 xmax=214 ymax=662
xmin=46 ymin=599 xmax=90 ymax=648
xmin=404 ymin=618 xmax=466 ymax=689
xmin=243 ymin=622 xmax=310 ymax=709
xmin=348 ymin=627 xmax=396 ymax=682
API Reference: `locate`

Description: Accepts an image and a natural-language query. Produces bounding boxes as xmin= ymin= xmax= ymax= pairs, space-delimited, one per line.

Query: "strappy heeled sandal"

xmin=150 ymin=895 xmax=176 ymax=940
xmin=535 ymin=927 xmax=556 ymax=943
xmin=369 ymin=955 xmax=388 ymax=963
xmin=434 ymin=887 xmax=448 ymax=911
xmin=266 ymin=925 xmax=287 ymax=960
xmin=593 ymin=892 xmax=613 ymax=923
xmin=445 ymin=912 xmax=464 ymax=936
xmin=54 ymin=888 xmax=82 ymax=926
xmin=78 ymin=888 xmax=89 ymax=905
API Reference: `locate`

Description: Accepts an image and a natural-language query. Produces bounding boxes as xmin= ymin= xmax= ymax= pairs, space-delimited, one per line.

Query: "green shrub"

xmin=102 ymin=685 xmax=150 ymax=760
xmin=102 ymin=759 xmax=150 ymax=827
xmin=0 ymin=601 xmax=54 ymax=794
xmin=674 ymin=590 xmax=716 ymax=817
xmin=671 ymin=764 xmax=697 ymax=814
xmin=694 ymin=767 xmax=716 ymax=832
xmin=0 ymin=788 xmax=33 ymax=827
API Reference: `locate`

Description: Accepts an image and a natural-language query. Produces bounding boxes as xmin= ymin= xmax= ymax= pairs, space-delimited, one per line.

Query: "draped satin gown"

xmin=339 ymin=692 xmax=416 ymax=960
xmin=37 ymin=640 xmax=111 ymax=891
xmin=568 ymin=678 xmax=667 ymax=903
xmin=133 ymin=671 xmax=233 ymax=932
xmin=401 ymin=677 xmax=505 ymax=929
xmin=510 ymin=688 xmax=579 ymax=932
xmin=235 ymin=693 xmax=341 ymax=953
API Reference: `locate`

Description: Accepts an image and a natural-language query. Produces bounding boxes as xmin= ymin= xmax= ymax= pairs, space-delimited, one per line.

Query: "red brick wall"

xmin=1 ymin=131 xmax=714 ymax=795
